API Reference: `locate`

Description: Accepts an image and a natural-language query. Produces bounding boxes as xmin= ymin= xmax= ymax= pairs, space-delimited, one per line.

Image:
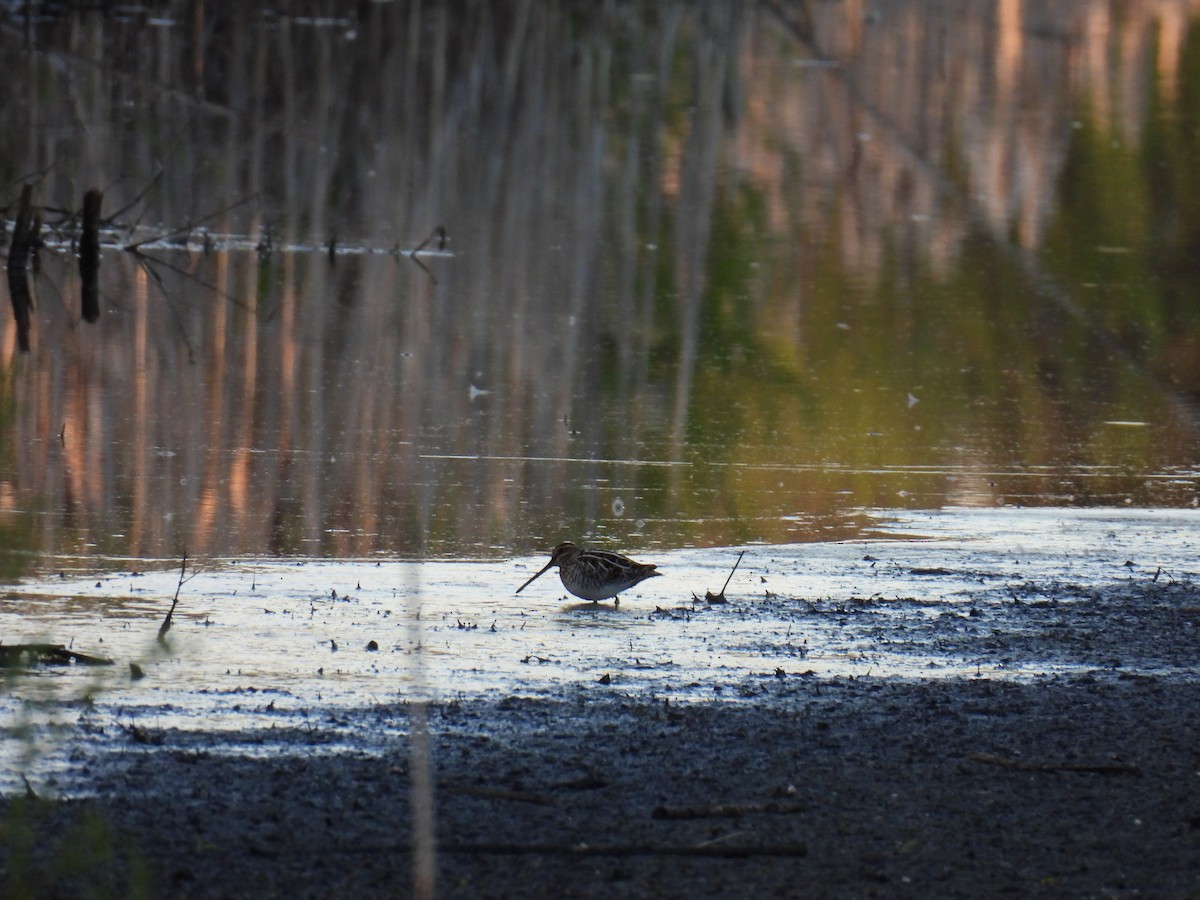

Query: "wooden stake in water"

xmin=80 ymin=188 xmax=103 ymax=322
xmin=6 ymin=184 xmax=34 ymax=351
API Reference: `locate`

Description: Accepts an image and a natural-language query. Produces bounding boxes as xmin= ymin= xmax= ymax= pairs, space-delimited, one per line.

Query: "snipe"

xmin=516 ymin=541 xmax=662 ymax=603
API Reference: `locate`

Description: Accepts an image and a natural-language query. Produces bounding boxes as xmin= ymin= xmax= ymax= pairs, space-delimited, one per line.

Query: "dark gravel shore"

xmin=4 ymin=669 xmax=1200 ymax=898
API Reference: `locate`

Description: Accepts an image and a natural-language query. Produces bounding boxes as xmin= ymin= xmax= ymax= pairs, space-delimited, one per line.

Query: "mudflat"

xmin=4 ymin=593 xmax=1199 ymax=897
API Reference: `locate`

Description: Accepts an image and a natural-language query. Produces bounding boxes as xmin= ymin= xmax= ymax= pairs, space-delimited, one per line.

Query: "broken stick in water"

xmin=0 ymin=643 xmax=114 ymax=667
xmin=406 ymin=225 xmax=447 ymax=285
xmin=158 ymin=552 xmax=190 ymax=643
xmin=695 ymin=550 xmax=745 ymax=604
xmin=411 ymin=225 xmax=448 ymax=255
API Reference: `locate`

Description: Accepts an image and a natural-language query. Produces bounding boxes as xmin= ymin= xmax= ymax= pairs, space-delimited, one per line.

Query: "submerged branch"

xmin=105 ymin=170 xmax=164 ymax=226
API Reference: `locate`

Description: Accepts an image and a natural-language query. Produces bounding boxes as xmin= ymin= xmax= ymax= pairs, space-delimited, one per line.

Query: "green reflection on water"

xmin=0 ymin=3 xmax=1198 ymax=567
xmin=0 ymin=363 xmax=38 ymax=579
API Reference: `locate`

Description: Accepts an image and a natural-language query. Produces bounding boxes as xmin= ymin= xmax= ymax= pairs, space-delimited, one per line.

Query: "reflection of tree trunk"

xmin=6 ymin=184 xmax=33 ymax=352
xmin=194 ymin=235 xmax=230 ymax=554
xmin=609 ymin=4 xmax=681 ymax=505
xmin=670 ymin=9 xmax=735 ymax=470
xmin=129 ymin=266 xmax=149 ymax=553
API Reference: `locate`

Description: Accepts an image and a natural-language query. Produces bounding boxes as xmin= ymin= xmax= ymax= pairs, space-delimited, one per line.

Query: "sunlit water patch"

xmin=2 ymin=507 xmax=1198 ymax=793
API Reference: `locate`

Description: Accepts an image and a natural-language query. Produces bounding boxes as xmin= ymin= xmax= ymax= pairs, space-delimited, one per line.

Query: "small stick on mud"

xmin=80 ymin=189 xmax=103 ymax=322
xmin=158 ymin=552 xmax=190 ymax=643
xmin=652 ymin=799 xmax=806 ymax=819
xmin=1150 ymin=566 xmax=1173 ymax=584
xmin=695 ymin=550 xmax=744 ymax=604
xmin=970 ymin=752 xmax=1140 ymax=776
xmin=437 ymin=841 xmax=807 ymax=858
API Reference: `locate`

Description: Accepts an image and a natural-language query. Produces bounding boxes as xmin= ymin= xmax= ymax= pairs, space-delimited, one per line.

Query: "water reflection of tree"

xmin=1 ymin=2 xmax=1198 ymax=563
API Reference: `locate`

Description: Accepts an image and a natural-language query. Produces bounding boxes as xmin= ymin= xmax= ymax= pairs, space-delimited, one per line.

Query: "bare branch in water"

xmin=696 ymin=550 xmax=745 ymax=604
xmin=105 ymin=170 xmax=164 ymax=226
xmin=133 ymin=254 xmax=197 ymax=363
xmin=122 ymin=192 xmax=261 ymax=252
xmin=411 ymin=225 xmax=447 ymax=254
xmin=405 ymin=225 xmax=447 ymax=285
xmin=158 ymin=552 xmax=189 ymax=643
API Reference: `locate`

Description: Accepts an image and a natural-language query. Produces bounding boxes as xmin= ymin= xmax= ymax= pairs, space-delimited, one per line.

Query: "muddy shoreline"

xmin=4 ymin=511 xmax=1200 ymax=898
xmin=4 ymin=665 xmax=1200 ymax=897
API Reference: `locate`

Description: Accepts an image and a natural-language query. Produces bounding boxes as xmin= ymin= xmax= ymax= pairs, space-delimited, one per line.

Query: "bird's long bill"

xmin=515 ymin=561 xmax=555 ymax=594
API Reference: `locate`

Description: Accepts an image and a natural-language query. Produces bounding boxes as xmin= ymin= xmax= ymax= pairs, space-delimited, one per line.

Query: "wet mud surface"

xmin=3 ymin=509 xmax=1200 ymax=897
xmin=4 ymin=672 xmax=1200 ymax=898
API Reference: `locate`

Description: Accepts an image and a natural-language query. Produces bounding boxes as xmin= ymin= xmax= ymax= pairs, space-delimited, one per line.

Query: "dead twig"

xmin=411 ymin=225 xmax=447 ymax=255
xmin=652 ymin=799 xmax=806 ymax=819
xmin=695 ymin=550 xmax=744 ymax=604
xmin=970 ymin=752 xmax=1140 ymax=776
xmin=438 ymin=841 xmax=807 ymax=858
xmin=2 ymin=162 xmax=56 ymax=196
xmin=128 ymin=247 xmax=254 ymax=312
xmin=158 ymin=552 xmax=197 ymax=643
xmin=133 ymin=254 xmax=197 ymax=362
xmin=104 ymin=170 xmax=163 ymax=226
xmin=404 ymin=225 xmax=447 ymax=285
xmin=121 ymin=193 xmax=260 ymax=252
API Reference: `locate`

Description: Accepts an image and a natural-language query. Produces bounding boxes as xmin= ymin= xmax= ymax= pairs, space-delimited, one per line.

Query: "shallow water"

xmin=3 ymin=506 xmax=1197 ymax=793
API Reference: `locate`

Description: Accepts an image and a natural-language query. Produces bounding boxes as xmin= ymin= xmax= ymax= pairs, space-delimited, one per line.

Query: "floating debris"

xmin=0 ymin=643 xmax=113 ymax=667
